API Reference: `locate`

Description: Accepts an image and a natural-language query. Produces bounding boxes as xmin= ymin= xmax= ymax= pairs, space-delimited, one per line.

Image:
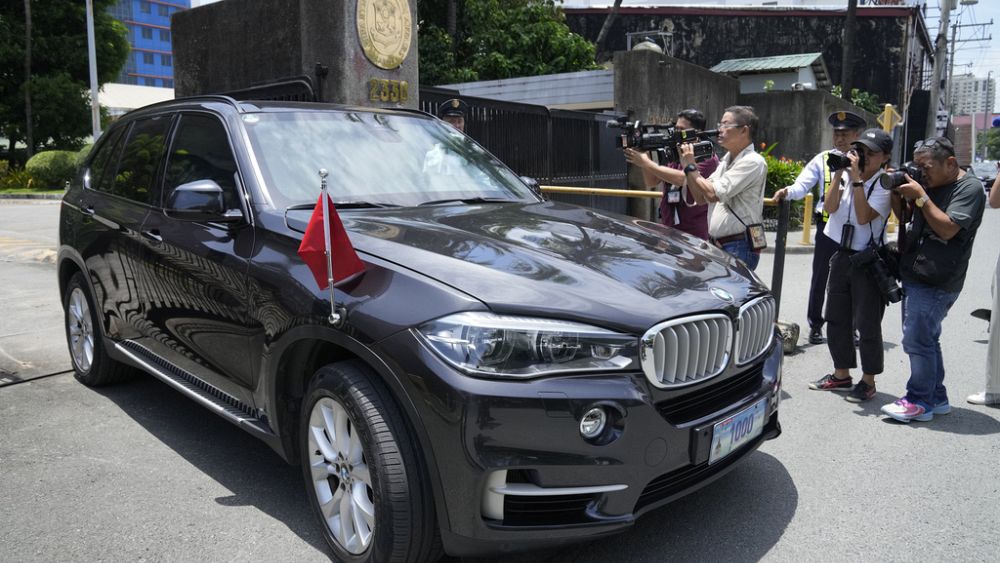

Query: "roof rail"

xmin=127 ymin=94 xmax=245 ymax=115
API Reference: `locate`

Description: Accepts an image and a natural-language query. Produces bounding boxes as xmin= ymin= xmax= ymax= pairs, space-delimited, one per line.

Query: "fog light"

xmin=579 ymin=407 xmax=607 ymax=439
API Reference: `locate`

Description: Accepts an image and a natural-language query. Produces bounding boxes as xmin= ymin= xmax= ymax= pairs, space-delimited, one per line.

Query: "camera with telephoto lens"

xmin=879 ymin=162 xmax=923 ymax=190
xmin=609 ymin=118 xmax=718 ymax=164
xmin=849 ymin=246 xmax=903 ymax=303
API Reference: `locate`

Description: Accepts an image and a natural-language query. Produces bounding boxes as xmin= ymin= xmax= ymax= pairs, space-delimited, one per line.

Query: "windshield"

xmin=971 ymin=161 xmax=997 ymax=177
xmin=241 ymin=110 xmax=537 ymax=208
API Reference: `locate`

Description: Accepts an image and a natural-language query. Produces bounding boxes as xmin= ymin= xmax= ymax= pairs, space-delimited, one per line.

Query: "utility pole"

xmin=86 ymin=0 xmax=101 ymax=140
xmin=24 ymin=0 xmax=33 ymax=158
xmin=926 ymin=0 xmax=953 ymax=138
xmin=841 ymin=0 xmax=858 ymax=99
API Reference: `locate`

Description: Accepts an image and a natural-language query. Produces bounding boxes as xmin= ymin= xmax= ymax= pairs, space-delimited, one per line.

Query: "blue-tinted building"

xmin=108 ymin=0 xmax=191 ymax=88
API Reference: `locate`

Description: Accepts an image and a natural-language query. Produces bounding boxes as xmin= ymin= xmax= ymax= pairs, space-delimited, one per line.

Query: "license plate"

xmin=709 ymin=397 xmax=767 ymax=464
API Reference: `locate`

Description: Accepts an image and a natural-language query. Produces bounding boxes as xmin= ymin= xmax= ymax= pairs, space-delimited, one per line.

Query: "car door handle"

xmin=141 ymin=229 xmax=162 ymax=243
xmin=81 ymin=204 xmax=95 ymax=217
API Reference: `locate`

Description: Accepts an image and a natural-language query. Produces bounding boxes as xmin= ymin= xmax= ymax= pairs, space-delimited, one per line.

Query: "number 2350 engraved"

xmin=368 ymin=79 xmax=409 ymax=103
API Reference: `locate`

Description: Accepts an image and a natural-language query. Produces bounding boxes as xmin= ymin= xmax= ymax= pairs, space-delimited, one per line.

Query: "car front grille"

xmin=640 ymin=314 xmax=733 ymax=388
xmin=735 ymin=296 xmax=776 ymax=365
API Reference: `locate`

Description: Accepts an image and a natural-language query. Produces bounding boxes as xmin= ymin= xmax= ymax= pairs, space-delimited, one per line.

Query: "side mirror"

xmin=520 ymin=175 xmax=545 ymax=200
xmin=166 ymin=179 xmax=237 ymax=222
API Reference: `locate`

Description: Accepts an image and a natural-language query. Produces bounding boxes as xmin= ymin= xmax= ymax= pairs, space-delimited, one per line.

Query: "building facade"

xmin=108 ymin=0 xmax=191 ymax=88
xmin=949 ymin=73 xmax=996 ymax=116
xmin=563 ymin=4 xmax=932 ymax=109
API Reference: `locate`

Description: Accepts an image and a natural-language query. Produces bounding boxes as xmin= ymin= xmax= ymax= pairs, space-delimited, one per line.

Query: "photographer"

xmin=624 ymin=109 xmax=720 ymax=239
xmin=773 ymin=110 xmax=866 ymax=344
xmin=808 ymin=129 xmax=894 ymax=403
xmin=880 ymin=137 xmax=986 ymax=423
xmin=680 ymin=106 xmax=767 ymax=270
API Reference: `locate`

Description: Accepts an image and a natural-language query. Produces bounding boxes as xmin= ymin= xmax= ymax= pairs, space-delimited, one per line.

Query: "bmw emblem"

xmin=710 ymin=287 xmax=734 ymax=303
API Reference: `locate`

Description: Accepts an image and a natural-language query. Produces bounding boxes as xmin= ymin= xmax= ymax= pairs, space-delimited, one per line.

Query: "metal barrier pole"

xmin=801 ymin=193 xmax=814 ymax=245
xmin=771 ymin=199 xmax=790 ymax=320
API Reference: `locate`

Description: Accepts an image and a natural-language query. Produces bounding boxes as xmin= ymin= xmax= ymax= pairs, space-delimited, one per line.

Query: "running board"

xmin=115 ymin=340 xmax=273 ymax=438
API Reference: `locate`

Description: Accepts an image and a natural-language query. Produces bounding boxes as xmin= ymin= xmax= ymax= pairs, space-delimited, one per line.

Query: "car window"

xmin=109 ymin=115 xmax=173 ymax=205
xmin=163 ymin=113 xmax=241 ymax=211
xmin=86 ymin=126 xmax=126 ymax=193
xmin=241 ymin=111 xmax=536 ymax=208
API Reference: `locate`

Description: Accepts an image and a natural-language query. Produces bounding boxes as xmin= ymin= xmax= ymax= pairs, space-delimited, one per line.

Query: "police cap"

xmin=438 ymin=98 xmax=468 ymax=119
xmin=828 ymin=110 xmax=866 ymax=131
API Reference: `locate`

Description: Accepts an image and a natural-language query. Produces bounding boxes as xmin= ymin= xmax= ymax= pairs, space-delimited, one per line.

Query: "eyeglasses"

xmin=913 ymin=137 xmax=955 ymax=156
xmin=716 ymin=122 xmax=745 ymax=130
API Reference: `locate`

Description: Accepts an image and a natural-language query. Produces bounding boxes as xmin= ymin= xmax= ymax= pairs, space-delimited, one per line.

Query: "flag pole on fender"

xmin=318 ymin=169 xmax=341 ymax=325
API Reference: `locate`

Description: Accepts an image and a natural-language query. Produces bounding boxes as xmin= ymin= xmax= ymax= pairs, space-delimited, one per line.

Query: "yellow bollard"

xmin=801 ymin=193 xmax=814 ymax=245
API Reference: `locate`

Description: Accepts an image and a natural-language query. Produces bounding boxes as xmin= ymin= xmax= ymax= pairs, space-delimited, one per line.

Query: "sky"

xmin=929 ymin=0 xmax=1000 ymax=81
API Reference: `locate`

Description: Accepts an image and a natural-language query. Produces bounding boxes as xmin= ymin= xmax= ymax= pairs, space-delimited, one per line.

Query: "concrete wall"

xmin=172 ymin=0 xmax=419 ymax=108
xmin=614 ymin=50 xmax=740 ymax=129
xmin=740 ymin=90 xmax=877 ymax=163
xmin=614 ymin=50 xmax=740 ymax=220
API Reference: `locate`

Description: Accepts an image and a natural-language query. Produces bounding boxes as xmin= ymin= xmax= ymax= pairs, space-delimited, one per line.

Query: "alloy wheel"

xmin=307 ymin=396 xmax=376 ymax=554
xmin=67 ymin=287 xmax=94 ymax=373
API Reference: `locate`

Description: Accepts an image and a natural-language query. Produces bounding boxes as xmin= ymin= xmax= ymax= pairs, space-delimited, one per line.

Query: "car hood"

xmin=287 ymin=202 xmax=767 ymax=333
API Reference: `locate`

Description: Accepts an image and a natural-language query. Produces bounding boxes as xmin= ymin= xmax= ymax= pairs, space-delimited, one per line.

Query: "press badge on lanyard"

xmin=666 ymin=185 xmax=682 ymax=204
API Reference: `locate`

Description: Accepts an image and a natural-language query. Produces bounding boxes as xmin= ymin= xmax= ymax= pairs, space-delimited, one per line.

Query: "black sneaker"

xmin=809 ymin=373 xmax=852 ymax=391
xmin=846 ymin=380 xmax=876 ymax=403
xmin=808 ymin=327 xmax=825 ymax=345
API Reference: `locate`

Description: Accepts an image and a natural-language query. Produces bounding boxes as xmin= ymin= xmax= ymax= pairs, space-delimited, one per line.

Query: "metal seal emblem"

xmin=357 ymin=0 xmax=412 ymax=70
xmin=710 ymin=287 xmax=734 ymax=303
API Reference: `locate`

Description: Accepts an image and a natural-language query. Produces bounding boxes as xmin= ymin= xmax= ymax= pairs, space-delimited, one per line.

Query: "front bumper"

xmin=377 ymin=329 xmax=783 ymax=557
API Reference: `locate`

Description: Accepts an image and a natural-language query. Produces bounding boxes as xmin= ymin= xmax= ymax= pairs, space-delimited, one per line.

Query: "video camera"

xmin=879 ymin=162 xmax=923 ymax=190
xmin=609 ymin=118 xmax=718 ymax=164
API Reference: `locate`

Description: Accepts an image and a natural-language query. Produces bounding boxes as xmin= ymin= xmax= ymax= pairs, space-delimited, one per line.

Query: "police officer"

xmin=773 ymin=110 xmax=866 ymax=344
xmin=438 ymin=98 xmax=469 ymax=133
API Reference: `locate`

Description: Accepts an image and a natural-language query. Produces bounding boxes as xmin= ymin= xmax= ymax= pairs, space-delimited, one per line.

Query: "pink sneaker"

xmin=881 ymin=398 xmax=933 ymax=423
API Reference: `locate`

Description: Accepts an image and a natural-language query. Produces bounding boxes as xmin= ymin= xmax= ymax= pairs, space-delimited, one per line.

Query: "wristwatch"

xmin=683 ymin=163 xmax=698 ymax=174
xmin=915 ymin=194 xmax=929 ymax=208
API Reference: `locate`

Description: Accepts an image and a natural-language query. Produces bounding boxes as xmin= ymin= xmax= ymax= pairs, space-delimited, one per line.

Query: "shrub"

xmin=25 ymin=150 xmax=78 ymax=189
xmin=761 ymin=143 xmax=806 ymax=230
xmin=0 ymin=168 xmax=34 ymax=191
xmin=75 ymin=144 xmax=94 ymax=169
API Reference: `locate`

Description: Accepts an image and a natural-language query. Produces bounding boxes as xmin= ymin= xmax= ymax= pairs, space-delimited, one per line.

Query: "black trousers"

xmin=808 ymin=218 xmax=836 ymax=330
xmin=825 ymin=249 xmax=887 ymax=375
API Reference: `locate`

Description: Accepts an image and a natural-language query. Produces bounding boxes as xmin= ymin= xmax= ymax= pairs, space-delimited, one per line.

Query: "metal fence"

xmin=420 ymin=87 xmax=628 ymax=215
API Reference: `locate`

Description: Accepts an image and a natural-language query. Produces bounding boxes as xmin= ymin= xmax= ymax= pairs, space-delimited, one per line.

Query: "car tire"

xmin=63 ymin=271 xmax=134 ymax=386
xmin=301 ymin=360 xmax=441 ymax=563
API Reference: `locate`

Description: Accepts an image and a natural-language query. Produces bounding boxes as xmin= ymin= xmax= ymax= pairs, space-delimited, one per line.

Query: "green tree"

xmin=418 ymin=0 xmax=600 ymax=85
xmin=831 ymin=85 xmax=882 ymax=115
xmin=976 ymin=128 xmax=1000 ymax=161
xmin=0 ymin=0 xmax=129 ymax=156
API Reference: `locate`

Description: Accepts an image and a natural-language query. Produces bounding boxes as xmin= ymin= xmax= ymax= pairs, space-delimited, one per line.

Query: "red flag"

xmin=297 ymin=193 xmax=365 ymax=289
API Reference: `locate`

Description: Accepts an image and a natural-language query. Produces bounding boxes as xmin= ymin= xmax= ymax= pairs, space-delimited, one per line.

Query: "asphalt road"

xmin=1 ymin=200 xmax=997 ymax=562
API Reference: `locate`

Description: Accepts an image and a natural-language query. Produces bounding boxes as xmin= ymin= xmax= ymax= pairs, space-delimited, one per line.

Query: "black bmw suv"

xmin=59 ymin=96 xmax=781 ymax=562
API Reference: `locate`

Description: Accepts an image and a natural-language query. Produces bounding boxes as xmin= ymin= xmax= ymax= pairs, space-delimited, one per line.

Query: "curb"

xmin=0 ymin=193 xmax=64 ymax=200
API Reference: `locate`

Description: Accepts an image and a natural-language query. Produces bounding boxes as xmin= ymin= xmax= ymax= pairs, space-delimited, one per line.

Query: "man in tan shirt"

xmin=679 ymin=105 xmax=767 ymax=270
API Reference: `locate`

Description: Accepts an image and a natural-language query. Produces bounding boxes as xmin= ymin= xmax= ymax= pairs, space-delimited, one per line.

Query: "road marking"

xmin=0 ymin=236 xmax=57 ymax=264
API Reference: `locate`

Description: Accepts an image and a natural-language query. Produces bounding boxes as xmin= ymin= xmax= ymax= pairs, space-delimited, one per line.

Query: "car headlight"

xmin=417 ymin=312 xmax=637 ymax=378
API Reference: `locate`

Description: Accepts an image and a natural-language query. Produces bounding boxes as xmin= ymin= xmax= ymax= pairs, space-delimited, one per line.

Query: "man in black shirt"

xmin=881 ymin=136 xmax=986 ymax=423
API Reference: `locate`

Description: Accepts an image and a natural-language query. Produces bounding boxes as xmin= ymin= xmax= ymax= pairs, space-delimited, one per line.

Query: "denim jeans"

xmin=902 ymin=281 xmax=960 ymax=409
xmin=720 ymin=238 xmax=760 ymax=271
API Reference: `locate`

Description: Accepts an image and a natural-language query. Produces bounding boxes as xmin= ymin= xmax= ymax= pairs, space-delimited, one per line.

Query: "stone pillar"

xmin=613 ymin=50 xmax=740 ymax=220
xmin=172 ymin=0 xmax=418 ymax=109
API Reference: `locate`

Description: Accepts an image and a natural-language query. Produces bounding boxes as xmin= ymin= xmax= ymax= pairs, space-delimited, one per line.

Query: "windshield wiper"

xmin=417 ymin=196 xmax=515 ymax=207
xmin=285 ymin=200 xmax=399 ymax=212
